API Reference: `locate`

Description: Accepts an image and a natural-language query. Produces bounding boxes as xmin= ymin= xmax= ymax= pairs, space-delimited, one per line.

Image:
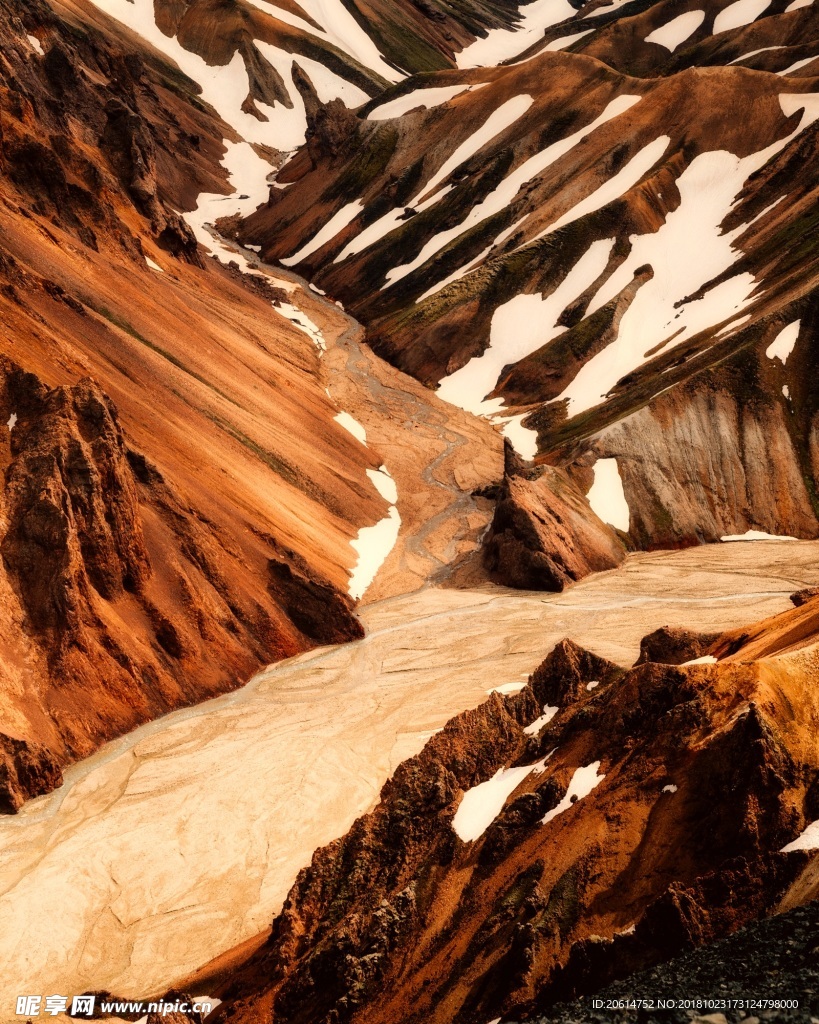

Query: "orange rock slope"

xmin=209 ymin=595 xmax=819 ymax=1024
xmin=0 ymin=0 xmax=396 ymax=810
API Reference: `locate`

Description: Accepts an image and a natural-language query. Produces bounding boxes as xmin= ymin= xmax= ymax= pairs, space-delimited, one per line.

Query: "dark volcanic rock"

xmin=0 ymin=733 xmax=63 ymax=814
xmin=636 ymin=627 xmax=721 ymax=666
xmin=208 ymin=613 xmax=819 ymax=1024
xmin=483 ymin=443 xmax=625 ymax=591
xmin=2 ymin=371 xmax=153 ymax=631
xmin=525 ymin=899 xmax=819 ymax=1024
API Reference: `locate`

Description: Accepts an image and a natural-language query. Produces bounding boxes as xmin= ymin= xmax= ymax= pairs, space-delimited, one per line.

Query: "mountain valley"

xmin=2 ymin=0 xmax=819 ymax=1019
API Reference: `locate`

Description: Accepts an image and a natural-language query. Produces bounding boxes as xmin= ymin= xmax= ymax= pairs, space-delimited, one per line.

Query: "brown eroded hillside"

xmin=0 ymin=0 xmax=418 ymax=811
xmin=208 ymin=593 xmax=819 ymax=1024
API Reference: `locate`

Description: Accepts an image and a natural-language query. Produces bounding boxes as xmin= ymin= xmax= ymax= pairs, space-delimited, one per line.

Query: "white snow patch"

xmin=382 ymin=94 xmax=534 ymax=286
xmin=282 ymin=0 xmax=402 ymax=82
xmin=419 ymin=94 xmax=535 ymax=202
xmin=186 ymin=140 xmax=272 ymax=269
xmin=245 ymin=244 xmax=262 ymax=253
xmin=730 ymin=45 xmax=784 ymax=63
xmin=541 ymin=762 xmax=605 ymax=825
xmin=282 ymin=201 xmax=364 ymax=265
xmin=778 ymin=56 xmax=817 ymax=75
xmin=682 ymin=655 xmax=717 ymax=665
xmin=713 ymin=0 xmax=772 ymax=35
xmin=662 ymin=784 xmax=678 ymax=794
xmin=348 ymin=500 xmax=401 ymax=601
xmin=334 ymin=186 xmax=454 ymax=264
xmin=785 ymin=0 xmax=812 ymax=10
xmin=334 ymin=411 xmax=367 ymax=444
xmin=587 ymin=459 xmax=630 ymax=532
xmin=558 ymin=101 xmax=819 ymax=416
xmin=344 ymin=94 xmax=637 ymax=278
xmin=583 ymin=0 xmax=638 ymax=17
xmin=7 ymin=413 xmax=17 ymax=431
xmin=144 ymin=256 xmax=164 ymax=273
xmin=456 ymin=0 xmax=577 ymax=68
xmin=84 ymin=0 xmax=292 ymax=148
xmin=369 ymin=465 xmax=398 ymax=504
xmin=783 ymin=385 xmax=791 ymax=399
xmin=386 ymin=96 xmax=638 ymax=292
xmin=275 ymin=302 xmax=325 ymax=350
xmin=487 ymin=681 xmax=528 ymax=695
xmin=787 ymin=83 xmax=819 ymax=122
xmin=500 ymin=415 xmax=539 ymax=460
xmin=453 ymin=757 xmax=550 ymax=842
xmin=534 ymin=135 xmax=670 ymax=239
xmin=782 ymin=819 xmax=819 ymax=852
xmin=27 ymin=34 xmax=44 ymax=55
xmin=253 ymin=41 xmax=370 ymax=150
xmin=368 ymin=84 xmax=474 ymax=120
xmin=766 ymin=320 xmax=800 ymax=364
xmin=524 ymin=706 xmax=559 ymax=736
xmin=436 ymin=238 xmax=615 ymax=415
xmin=586 ymin=680 xmax=600 ymax=691
xmin=645 ymin=10 xmax=705 ymax=51
xmin=543 ymin=29 xmax=595 ymax=51
xmin=721 ymin=530 xmax=799 ymax=541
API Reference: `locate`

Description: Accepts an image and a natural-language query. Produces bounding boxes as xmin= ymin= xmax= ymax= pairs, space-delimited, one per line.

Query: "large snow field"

xmin=555 ymin=95 xmax=819 ymax=415
xmin=436 ymin=238 xmax=615 ymax=415
xmin=456 ymin=0 xmax=578 ymax=68
xmin=645 ymin=10 xmax=705 ymax=51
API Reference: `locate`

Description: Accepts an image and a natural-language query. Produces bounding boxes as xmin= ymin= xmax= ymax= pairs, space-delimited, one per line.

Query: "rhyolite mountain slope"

xmin=0 ymin=0 xmax=467 ymax=813
xmin=207 ymin=594 xmax=819 ymax=1024
xmin=238 ymin=0 xmax=819 ymax=557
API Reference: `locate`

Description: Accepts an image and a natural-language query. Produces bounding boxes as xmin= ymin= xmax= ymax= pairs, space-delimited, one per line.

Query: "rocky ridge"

xmin=206 ymin=594 xmax=819 ymax=1024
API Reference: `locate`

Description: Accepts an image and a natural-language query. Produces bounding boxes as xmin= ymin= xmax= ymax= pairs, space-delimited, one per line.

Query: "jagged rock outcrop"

xmin=793 ymin=587 xmax=819 ymax=607
xmin=2 ymin=370 xmax=153 ymax=630
xmin=0 ymin=358 xmax=362 ymax=806
xmin=532 ymin=898 xmax=819 ymax=1024
xmin=636 ymin=626 xmax=721 ymax=666
xmin=209 ymin=605 xmax=819 ymax=1024
xmin=483 ymin=442 xmax=625 ymax=590
xmin=591 ymin=368 xmax=819 ymax=548
xmin=0 ymin=733 xmax=62 ymax=814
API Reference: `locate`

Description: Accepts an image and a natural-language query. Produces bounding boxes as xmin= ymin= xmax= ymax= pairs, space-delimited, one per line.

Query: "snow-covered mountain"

xmin=2 ymin=0 xmax=819 ymax=1019
xmin=237 ymin=0 xmax=819 ymax=564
